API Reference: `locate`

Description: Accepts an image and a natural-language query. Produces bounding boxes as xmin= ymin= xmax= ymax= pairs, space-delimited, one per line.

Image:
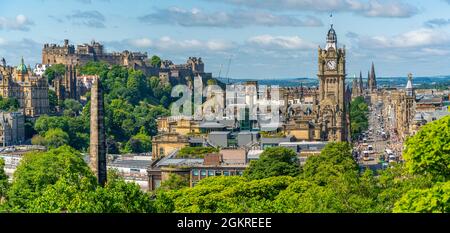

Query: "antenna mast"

xmin=225 ymin=55 xmax=232 ymax=84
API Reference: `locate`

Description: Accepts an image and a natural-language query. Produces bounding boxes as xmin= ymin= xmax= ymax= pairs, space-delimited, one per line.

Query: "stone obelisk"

xmin=90 ymin=76 xmax=107 ymax=186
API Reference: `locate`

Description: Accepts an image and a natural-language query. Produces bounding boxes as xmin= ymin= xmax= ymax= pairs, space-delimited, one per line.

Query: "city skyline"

xmin=1 ymin=0 xmax=450 ymax=79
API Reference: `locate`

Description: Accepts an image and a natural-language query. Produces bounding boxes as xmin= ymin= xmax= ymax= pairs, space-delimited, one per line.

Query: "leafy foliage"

xmin=403 ymin=115 xmax=450 ymax=181
xmin=124 ymin=130 xmax=152 ymax=153
xmin=150 ymin=55 xmax=161 ymax=67
xmin=4 ymin=147 xmax=154 ymax=213
xmin=44 ymin=64 xmax=65 ymax=84
xmin=62 ymin=98 xmax=83 ymax=117
xmin=6 ymin=146 xmax=95 ymax=211
xmin=350 ymin=96 xmax=369 ymax=139
xmin=0 ymin=97 xmax=20 ymax=111
xmin=28 ymin=171 xmax=154 ymax=213
xmin=159 ymin=173 xmax=189 ymax=191
xmin=394 ymin=181 xmax=450 ymax=213
xmin=177 ymin=147 xmax=220 ymax=158
xmin=48 ymin=90 xmax=58 ymax=112
xmin=244 ymin=147 xmax=300 ymax=180
xmin=0 ymin=158 xmax=9 ymax=201
xmin=34 ymin=115 xmax=89 ymax=151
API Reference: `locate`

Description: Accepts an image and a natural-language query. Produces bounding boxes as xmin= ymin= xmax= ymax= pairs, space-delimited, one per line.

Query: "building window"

xmin=237 ymin=171 xmax=243 ymax=176
xmin=208 ymin=170 xmax=214 ymax=176
xmin=223 ymin=171 xmax=230 ymax=176
xmin=159 ymin=148 xmax=164 ymax=156
xmin=192 ymin=169 xmax=199 ymax=176
xmin=215 ymin=171 xmax=222 ymax=176
xmin=200 ymin=169 xmax=206 ymax=176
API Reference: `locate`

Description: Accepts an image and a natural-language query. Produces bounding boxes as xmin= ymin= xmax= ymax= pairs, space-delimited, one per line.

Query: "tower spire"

xmin=325 ymin=14 xmax=337 ymax=50
xmin=330 ymin=12 xmax=333 ymax=28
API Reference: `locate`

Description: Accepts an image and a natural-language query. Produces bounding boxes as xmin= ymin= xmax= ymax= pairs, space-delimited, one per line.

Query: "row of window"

xmin=192 ymin=169 xmax=243 ymax=177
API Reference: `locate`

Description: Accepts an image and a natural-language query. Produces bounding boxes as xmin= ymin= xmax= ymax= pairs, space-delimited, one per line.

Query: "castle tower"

xmin=89 ymin=77 xmax=107 ymax=186
xmin=317 ymin=21 xmax=349 ymax=142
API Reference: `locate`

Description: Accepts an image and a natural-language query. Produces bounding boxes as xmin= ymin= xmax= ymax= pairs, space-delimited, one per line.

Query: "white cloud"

xmin=0 ymin=14 xmax=34 ymax=31
xmin=209 ymin=0 xmax=418 ymax=18
xmin=0 ymin=38 xmax=6 ymax=46
xmin=424 ymin=18 xmax=450 ymax=28
xmin=247 ymin=35 xmax=316 ymax=50
xmin=0 ymin=38 xmax=41 ymax=65
xmin=66 ymin=10 xmax=106 ymax=28
xmin=359 ymin=28 xmax=450 ymax=49
xmin=129 ymin=38 xmax=153 ymax=48
xmin=139 ymin=7 xmax=323 ymax=28
xmin=128 ymin=37 xmax=235 ymax=52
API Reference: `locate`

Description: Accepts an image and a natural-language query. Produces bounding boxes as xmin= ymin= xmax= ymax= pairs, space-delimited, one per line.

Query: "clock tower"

xmin=317 ymin=23 xmax=349 ymax=142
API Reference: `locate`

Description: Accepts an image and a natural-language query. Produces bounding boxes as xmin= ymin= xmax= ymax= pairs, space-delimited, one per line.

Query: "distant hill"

xmin=216 ymin=76 xmax=450 ymax=89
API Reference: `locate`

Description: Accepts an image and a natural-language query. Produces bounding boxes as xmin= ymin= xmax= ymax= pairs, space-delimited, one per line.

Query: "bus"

xmin=363 ymin=151 xmax=370 ymax=161
xmin=368 ymin=145 xmax=374 ymax=153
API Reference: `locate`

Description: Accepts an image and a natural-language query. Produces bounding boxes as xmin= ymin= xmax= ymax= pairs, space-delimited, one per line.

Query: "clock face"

xmin=326 ymin=60 xmax=336 ymax=70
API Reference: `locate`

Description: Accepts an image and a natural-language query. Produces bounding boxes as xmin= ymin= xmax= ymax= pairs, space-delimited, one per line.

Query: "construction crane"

xmin=217 ymin=63 xmax=223 ymax=80
xmin=225 ymin=55 xmax=233 ymax=84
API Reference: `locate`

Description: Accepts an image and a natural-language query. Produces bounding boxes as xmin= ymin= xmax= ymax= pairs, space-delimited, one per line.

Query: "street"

xmin=354 ymin=100 xmax=399 ymax=171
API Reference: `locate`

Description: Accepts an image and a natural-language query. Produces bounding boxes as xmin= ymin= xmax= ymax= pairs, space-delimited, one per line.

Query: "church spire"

xmin=369 ymin=62 xmax=377 ymax=91
xmin=359 ymin=71 xmax=364 ymax=93
xmin=406 ymin=73 xmax=414 ymax=97
xmin=325 ymin=13 xmax=337 ymax=50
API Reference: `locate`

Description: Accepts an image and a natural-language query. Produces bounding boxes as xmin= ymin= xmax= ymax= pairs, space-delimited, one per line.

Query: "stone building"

xmin=42 ymin=39 xmax=149 ymax=69
xmin=0 ymin=58 xmax=49 ymax=117
xmin=0 ymin=111 xmax=25 ymax=146
xmin=316 ymin=24 xmax=350 ymax=142
xmin=368 ymin=62 xmax=377 ymax=92
xmin=382 ymin=73 xmax=417 ymax=140
xmin=158 ymin=57 xmax=212 ymax=85
xmin=351 ymin=72 xmax=364 ymax=100
xmin=147 ymin=148 xmax=247 ymax=190
xmin=53 ymin=64 xmax=78 ymax=102
xmin=151 ymin=133 xmax=189 ymax=159
xmin=42 ymin=39 xmax=212 ymax=84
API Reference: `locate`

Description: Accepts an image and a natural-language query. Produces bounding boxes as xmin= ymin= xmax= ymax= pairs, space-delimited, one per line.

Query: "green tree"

xmin=159 ymin=174 xmax=189 ymax=191
xmin=7 ymin=146 xmax=95 ymax=211
xmin=150 ymin=55 xmax=162 ymax=67
xmin=0 ymin=158 xmax=9 ymax=202
xmin=0 ymin=97 xmax=20 ymax=111
xmin=302 ymin=142 xmax=358 ymax=185
xmin=34 ymin=115 xmax=88 ymax=151
xmin=44 ymin=128 xmax=70 ymax=149
xmin=31 ymin=135 xmax=46 ymax=146
xmin=350 ymin=96 xmax=369 ymax=139
xmin=28 ymin=171 xmax=154 ymax=213
xmin=63 ymin=99 xmax=83 ymax=117
xmin=155 ymin=176 xmax=294 ymax=213
xmin=48 ymin=90 xmax=58 ymax=112
xmin=44 ymin=64 xmax=65 ymax=84
xmin=124 ymin=131 xmax=152 ymax=153
xmin=403 ymin=115 xmax=450 ymax=181
xmin=393 ymin=181 xmax=450 ymax=213
xmin=244 ymin=147 xmax=300 ymax=180
xmin=78 ymin=61 xmax=109 ymax=76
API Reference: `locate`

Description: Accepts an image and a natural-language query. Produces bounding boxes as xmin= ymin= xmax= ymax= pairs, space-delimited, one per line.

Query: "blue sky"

xmin=1 ymin=0 xmax=450 ymax=79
